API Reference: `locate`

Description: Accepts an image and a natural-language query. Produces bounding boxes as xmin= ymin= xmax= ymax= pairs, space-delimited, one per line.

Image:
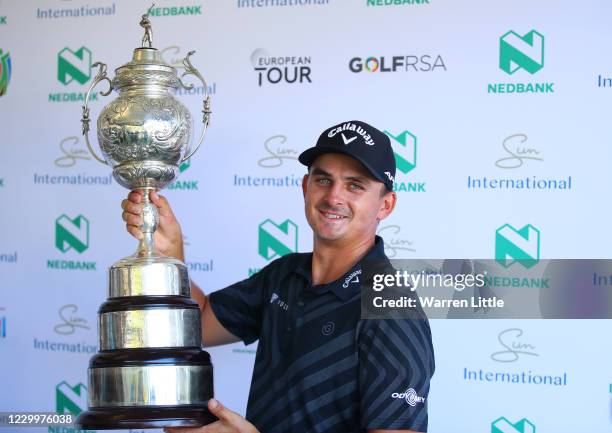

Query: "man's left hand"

xmin=164 ymin=399 xmax=259 ymax=433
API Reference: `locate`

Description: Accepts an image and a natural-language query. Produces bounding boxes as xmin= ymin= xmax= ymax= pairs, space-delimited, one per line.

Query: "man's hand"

xmin=164 ymin=399 xmax=259 ymax=433
xmin=121 ymin=190 xmax=184 ymax=260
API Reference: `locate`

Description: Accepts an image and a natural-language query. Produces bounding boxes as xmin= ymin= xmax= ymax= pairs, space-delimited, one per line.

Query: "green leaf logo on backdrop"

xmin=57 ymin=46 xmax=92 ymax=85
xmin=0 ymin=49 xmax=11 ymax=96
xmin=500 ymin=30 xmax=544 ymax=75
xmin=55 ymin=214 xmax=90 ymax=253
xmin=258 ymin=219 xmax=298 ymax=260
xmin=385 ymin=130 xmax=417 ymax=174
xmin=56 ymin=381 xmax=87 ymax=415
xmin=491 ymin=417 xmax=535 ymax=433
xmin=495 ymin=223 xmax=540 ymax=269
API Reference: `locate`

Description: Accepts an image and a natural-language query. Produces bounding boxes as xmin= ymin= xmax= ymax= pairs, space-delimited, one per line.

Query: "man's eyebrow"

xmin=311 ymin=167 xmax=331 ymax=176
xmin=344 ymin=175 xmax=370 ymax=184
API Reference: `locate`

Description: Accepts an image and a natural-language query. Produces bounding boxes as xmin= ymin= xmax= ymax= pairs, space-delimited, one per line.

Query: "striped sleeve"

xmin=208 ymin=267 xmax=270 ymax=345
xmin=358 ymin=317 xmax=435 ymax=432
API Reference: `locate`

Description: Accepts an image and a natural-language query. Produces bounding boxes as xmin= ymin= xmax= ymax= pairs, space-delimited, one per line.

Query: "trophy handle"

xmin=81 ymin=62 xmax=113 ymax=166
xmin=178 ymin=51 xmax=212 ymax=163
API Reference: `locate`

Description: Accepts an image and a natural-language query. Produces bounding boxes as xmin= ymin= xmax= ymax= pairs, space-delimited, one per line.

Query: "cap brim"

xmin=298 ymin=146 xmax=388 ymax=187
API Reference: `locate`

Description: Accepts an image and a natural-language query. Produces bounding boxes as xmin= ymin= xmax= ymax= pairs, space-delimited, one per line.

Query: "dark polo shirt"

xmin=209 ymin=236 xmax=435 ymax=432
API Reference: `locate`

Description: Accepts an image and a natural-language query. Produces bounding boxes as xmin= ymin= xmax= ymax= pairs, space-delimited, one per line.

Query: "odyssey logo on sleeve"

xmin=391 ymin=388 xmax=425 ymax=406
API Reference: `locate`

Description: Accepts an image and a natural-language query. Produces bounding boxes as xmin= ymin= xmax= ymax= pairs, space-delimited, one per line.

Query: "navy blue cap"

xmin=298 ymin=120 xmax=396 ymax=191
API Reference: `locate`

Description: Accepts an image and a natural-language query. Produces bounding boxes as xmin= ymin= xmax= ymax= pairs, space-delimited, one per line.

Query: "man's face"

xmin=302 ymin=153 xmax=396 ymax=245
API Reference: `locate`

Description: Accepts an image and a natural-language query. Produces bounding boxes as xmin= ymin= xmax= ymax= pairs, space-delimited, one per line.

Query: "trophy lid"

xmin=111 ymin=6 xmax=181 ymax=91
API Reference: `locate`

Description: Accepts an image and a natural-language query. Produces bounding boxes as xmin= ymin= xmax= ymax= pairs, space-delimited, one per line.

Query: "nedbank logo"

xmin=491 ymin=417 xmax=535 ymax=433
xmin=149 ymin=5 xmax=202 ymax=16
xmin=495 ymin=224 xmax=540 ymax=269
xmin=55 ymin=214 xmax=89 ymax=253
xmin=56 ymin=381 xmax=87 ymax=415
xmin=500 ymin=30 xmax=544 ymax=75
xmin=167 ymin=159 xmax=199 ymax=191
xmin=384 ymin=130 xmax=425 ymax=193
xmin=385 ymin=130 xmax=416 ymax=174
xmin=489 ymin=29 xmax=553 ymax=94
xmin=179 ymin=159 xmax=191 ymax=173
xmin=258 ymin=219 xmax=298 ymax=260
xmin=0 ymin=49 xmax=11 ymax=97
xmin=58 ymin=46 xmax=92 ymax=85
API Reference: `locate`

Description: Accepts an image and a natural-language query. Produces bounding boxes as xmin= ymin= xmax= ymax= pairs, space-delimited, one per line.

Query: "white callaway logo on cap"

xmin=328 ymin=122 xmax=375 ymax=146
xmin=341 ymin=133 xmax=357 ymax=145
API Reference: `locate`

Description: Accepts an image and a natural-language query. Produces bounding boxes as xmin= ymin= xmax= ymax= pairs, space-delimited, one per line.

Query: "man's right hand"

xmin=121 ymin=190 xmax=185 ymax=261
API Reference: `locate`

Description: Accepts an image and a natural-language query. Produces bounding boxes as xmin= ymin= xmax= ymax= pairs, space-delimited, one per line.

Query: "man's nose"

xmin=323 ymin=182 xmax=346 ymax=207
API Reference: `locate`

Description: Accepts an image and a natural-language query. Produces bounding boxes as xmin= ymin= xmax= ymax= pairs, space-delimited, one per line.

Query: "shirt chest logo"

xmin=342 ymin=269 xmax=362 ymax=288
xmin=270 ymin=292 xmax=289 ymax=311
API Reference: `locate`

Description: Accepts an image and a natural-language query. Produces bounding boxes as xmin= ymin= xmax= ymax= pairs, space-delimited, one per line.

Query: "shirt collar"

xmin=295 ymin=235 xmax=387 ymax=301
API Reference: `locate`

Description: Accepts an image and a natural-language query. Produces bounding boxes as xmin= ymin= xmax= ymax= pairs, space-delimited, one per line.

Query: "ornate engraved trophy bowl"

xmin=75 ymin=7 xmax=215 ymax=430
xmin=96 ymin=48 xmax=194 ymax=190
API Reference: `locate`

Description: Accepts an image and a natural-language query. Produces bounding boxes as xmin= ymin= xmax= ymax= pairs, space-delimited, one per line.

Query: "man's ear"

xmin=302 ymin=174 xmax=309 ymax=198
xmin=377 ymin=191 xmax=397 ymax=221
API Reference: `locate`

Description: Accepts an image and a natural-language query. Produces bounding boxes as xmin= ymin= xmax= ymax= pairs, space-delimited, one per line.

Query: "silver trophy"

xmin=76 ymin=6 xmax=215 ymax=429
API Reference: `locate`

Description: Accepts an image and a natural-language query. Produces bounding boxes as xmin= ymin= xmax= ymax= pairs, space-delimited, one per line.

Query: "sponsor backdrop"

xmin=1 ymin=0 xmax=611 ymax=432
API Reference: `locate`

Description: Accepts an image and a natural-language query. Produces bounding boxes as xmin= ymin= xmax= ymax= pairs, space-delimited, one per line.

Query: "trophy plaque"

xmin=75 ymin=6 xmax=215 ymax=429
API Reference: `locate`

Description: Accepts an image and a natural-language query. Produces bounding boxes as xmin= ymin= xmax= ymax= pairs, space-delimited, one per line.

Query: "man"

xmin=122 ymin=121 xmax=435 ymax=433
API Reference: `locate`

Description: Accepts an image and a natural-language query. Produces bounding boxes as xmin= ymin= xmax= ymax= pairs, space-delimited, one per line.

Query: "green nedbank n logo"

xmin=385 ymin=130 xmax=416 ymax=174
xmin=488 ymin=29 xmax=553 ymax=95
xmin=491 ymin=416 xmax=535 ymax=433
xmin=56 ymin=381 xmax=87 ymax=415
xmin=495 ymin=223 xmax=540 ymax=269
xmin=500 ymin=30 xmax=544 ymax=75
xmin=58 ymin=46 xmax=92 ymax=85
xmin=384 ymin=129 xmax=425 ymax=193
xmin=55 ymin=214 xmax=89 ymax=253
xmin=258 ymin=219 xmax=298 ymax=260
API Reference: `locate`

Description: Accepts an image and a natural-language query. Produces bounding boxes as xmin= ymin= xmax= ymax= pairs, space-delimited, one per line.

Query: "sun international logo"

xmin=238 ymin=0 xmax=329 ymax=8
xmin=377 ymin=225 xmax=415 ymax=257
xmin=0 ymin=49 xmax=11 ymax=96
xmin=258 ymin=219 xmax=298 ymax=260
xmin=48 ymin=214 xmax=96 ymax=271
xmin=467 ymin=133 xmax=572 ymax=191
xmin=160 ymin=46 xmax=217 ymax=97
xmin=495 ymin=224 xmax=540 ymax=269
xmin=384 ymin=130 xmax=426 ymax=193
xmin=251 ymin=49 xmax=312 ymax=87
xmin=37 ymin=2 xmax=116 ymax=19
xmin=489 ymin=29 xmax=553 ymax=94
xmin=349 ymin=55 xmax=445 ymax=73
xmin=491 ymin=417 xmax=535 ymax=433
xmin=33 ymin=136 xmax=113 ymax=186
xmin=367 ymin=0 xmax=429 ymax=5
xmin=50 ymin=46 xmax=95 ymax=103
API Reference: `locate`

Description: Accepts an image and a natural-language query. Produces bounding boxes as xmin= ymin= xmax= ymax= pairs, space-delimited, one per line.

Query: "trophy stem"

xmin=135 ymin=187 xmax=159 ymax=258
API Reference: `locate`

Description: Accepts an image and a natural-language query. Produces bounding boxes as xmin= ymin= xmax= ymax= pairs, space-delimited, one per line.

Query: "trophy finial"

xmin=140 ymin=3 xmax=155 ymax=48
